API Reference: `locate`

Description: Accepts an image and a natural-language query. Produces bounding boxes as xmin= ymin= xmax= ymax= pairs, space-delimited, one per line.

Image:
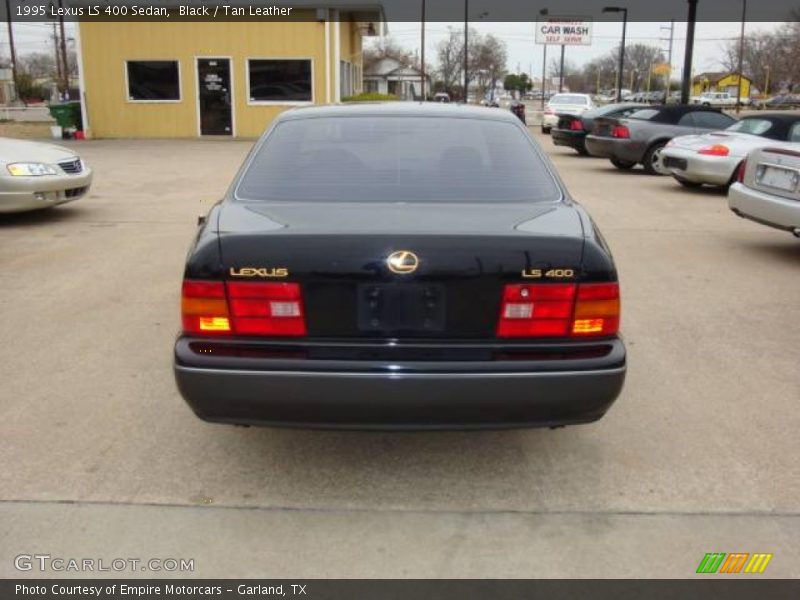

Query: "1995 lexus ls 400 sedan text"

xmin=173 ymin=104 xmax=626 ymax=430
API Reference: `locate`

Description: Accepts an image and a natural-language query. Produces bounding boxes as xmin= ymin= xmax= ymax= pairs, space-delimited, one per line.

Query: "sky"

xmin=0 ymin=19 xmax=782 ymax=89
xmin=373 ymin=21 xmax=783 ymax=84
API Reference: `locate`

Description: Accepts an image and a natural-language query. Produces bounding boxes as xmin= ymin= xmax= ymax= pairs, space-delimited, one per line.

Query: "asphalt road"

xmin=1 ymin=134 xmax=798 ymax=578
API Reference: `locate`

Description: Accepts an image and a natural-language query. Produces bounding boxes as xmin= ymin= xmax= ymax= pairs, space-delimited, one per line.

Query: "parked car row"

xmin=549 ymin=104 xmax=800 ymax=238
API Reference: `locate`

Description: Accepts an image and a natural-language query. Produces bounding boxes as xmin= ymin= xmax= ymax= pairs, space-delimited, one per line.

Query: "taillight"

xmin=611 ymin=125 xmax=630 ymax=139
xmin=737 ymin=159 xmax=747 ymax=183
xmin=227 ymin=282 xmax=306 ymax=336
xmin=571 ymin=283 xmax=620 ymax=337
xmin=181 ymin=281 xmax=231 ymax=335
xmin=497 ymin=282 xmax=620 ymax=338
xmin=569 ymin=119 xmax=584 ymax=131
xmin=181 ymin=280 xmax=307 ymax=337
xmin=698 ymin=144 xmax=730 ymax=156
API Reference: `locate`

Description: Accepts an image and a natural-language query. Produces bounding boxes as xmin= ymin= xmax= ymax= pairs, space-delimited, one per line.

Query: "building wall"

xmin=692 ymin=74 xmax=752 ymax=97
xmin=79 ymin=16 xmax=363 ymax=138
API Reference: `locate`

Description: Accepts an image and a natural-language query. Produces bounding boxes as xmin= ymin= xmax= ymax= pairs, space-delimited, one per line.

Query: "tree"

xmin=470 ymin=33 xmax=507 ymax=100
xmin=18 ymin=52 xmax=56 ymax=79
xmin=503 ymin=73 xmax=532 ymax=95
xmin=720 ymin=19 xmax=800 ymax=94
xmin=362 ymin=36 xmax=414 ymax=72
xmin=436 ymin=27 xmax=466 ymax=99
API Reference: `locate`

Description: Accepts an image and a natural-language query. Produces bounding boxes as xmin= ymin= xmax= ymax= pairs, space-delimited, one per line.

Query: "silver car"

xmin=662 ymin=114 xmax=800 ymax=188
xmin=0 ymin=137 xmax=93 ymax=213
xmin=729 ymin=145 xmax=800 ymax=237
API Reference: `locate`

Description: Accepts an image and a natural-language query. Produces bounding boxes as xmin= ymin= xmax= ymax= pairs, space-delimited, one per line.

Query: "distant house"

xmin=363 ymin=57 xmax=429 ymax=100
xmin=692 ymin=72 xmax=753 ymax=98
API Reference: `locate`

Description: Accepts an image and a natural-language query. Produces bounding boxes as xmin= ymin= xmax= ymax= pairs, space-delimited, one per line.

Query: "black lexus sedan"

xmin=174 ymin=103 xmax=626 ymax=430
xmin=585 ymin=105 xmax=737 ymax=175
xmin=551 ymin=103 xmax=644 ymax=155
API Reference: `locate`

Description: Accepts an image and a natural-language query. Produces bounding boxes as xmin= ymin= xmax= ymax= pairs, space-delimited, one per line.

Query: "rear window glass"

xmin=236 ymin=117 xmax=561 ymax=203
xmin=549 ymin=94 xmax=589 ymax=105
xmin=726 ymin=118 xmax=775 ymax=137
xmin=628 ymin=109 xmax=660 ymax=121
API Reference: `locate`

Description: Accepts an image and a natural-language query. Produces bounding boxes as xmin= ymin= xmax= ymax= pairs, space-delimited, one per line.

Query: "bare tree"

xmin=436 ymin=27 xmax=465 ymax=98
xmin=362 ymin=36 xmax=414 ymax=72
xmin=18 ymin=52 xmax=56 ymax=79
xmin=470 ymin=33 xmax=507 ymax=100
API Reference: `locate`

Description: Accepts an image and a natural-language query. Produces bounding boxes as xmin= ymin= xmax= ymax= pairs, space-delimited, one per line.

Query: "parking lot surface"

xmin=1 ymin=135 xmax=798 ymax=578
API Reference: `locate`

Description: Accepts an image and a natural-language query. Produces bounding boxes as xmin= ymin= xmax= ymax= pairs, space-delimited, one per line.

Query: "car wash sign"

xmin=536 ymin=18 xmax=593 ymax=46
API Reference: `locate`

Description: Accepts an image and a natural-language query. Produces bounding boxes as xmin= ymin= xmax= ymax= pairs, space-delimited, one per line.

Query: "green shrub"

xmin=341 ymin=92 xmax=399 ymax=102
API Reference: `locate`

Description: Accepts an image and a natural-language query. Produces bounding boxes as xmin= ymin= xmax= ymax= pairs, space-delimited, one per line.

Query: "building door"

xmin=197 ymin=58 xmax=232 ymax=136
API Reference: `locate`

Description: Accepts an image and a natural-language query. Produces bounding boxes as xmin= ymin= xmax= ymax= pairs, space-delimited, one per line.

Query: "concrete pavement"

xmin=1 ymin=136 xmax=798 ymax=578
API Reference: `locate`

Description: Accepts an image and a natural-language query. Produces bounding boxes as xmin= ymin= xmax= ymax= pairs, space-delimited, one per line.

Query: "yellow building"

xmin=76 ymin=7 xmax=382 ymax=138
xmin=692 ymin=72 xmax=753 ymax=98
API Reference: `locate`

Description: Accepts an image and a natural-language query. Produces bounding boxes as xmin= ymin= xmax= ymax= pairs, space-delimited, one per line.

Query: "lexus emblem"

xmin=387 ymin=250 xmax=419 ymax=275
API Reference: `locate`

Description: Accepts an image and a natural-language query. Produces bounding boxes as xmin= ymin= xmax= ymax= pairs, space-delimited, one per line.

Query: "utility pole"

xmin=735 ymin=0 xmax=747 ymax=114
xmin=661 ymin=20 xmax=675 ymax=95
xmin=52 ymin=22 xmax=63 ymax=94
xmin=558 ymin=45 xmax=565 ymax=92
xmin=463 ymin=0 xmax=469 ymax=102
xmin=681 ymin=0 xmax=698 ymax=104
xmin=4 ymin=0 xmax=21 ymax=105
xmin=58 ymin=0 xmax=69 ymax=96
xmin=420 ymin=0 xmax=425 ymax=100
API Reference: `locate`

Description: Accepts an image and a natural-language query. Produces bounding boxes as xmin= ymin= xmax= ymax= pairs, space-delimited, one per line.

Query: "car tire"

xmin=643 ymin=141 xmax=669 ymax=176
xmin=610 ymin=158 xmax=636 ymax=170
xmin=675 ymin=175 xmax=702 ymax=188
xmin=576 ymin=145 xmax=590 ymax=156
xmin=541 ymin=126 xmax=551 ymax=134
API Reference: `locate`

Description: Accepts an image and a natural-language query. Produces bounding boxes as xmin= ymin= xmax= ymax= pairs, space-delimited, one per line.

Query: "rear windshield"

xmin=549 ymin=94 xmax=589 ymax=105
xmin=236 ymin=116 xmax=561 ymax=203
xmin=628 ymin=108 xmax=660 ymax=121
xmin=726 ymin=118 xmax=776 ymax=138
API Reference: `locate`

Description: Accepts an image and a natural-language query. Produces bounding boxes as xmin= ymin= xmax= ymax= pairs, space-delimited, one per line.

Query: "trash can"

xmin=510 ymin=101 xmax=526 ymax=125
xmin=48 ymin=102 xmax=83 ymax=131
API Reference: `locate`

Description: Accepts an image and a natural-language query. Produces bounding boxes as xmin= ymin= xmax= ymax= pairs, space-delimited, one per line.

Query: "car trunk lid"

xmin=215 ymin=201 xmax=587 ymax=339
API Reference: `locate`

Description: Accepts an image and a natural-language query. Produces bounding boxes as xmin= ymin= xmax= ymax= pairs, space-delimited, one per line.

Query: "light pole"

xmin=539 ymin=8 xmax=548 ymax=109
xmin=603 ymin=6 xmax=628 ymax=102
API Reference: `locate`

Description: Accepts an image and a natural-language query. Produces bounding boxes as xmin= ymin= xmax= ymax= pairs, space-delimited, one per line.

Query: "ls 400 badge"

xmin=229 ymin=267 xmax=289 ymax=278
xmin=522 ymin=269 xmax=575 ymax=279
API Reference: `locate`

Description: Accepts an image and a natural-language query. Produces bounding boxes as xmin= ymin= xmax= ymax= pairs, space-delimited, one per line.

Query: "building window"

xmin=247 ymin=59 xmax=312 ymax=103
xmin=126 ymin=60 xmax=180 ymax=102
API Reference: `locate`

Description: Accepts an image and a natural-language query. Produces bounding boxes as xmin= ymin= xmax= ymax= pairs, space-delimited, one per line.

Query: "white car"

xmin=541 ymin=93 xmax=595 ymax=134
xmin=661 ymin=114 xmax=800 ymax=188
xmin=729 ymin=145 xmax=800 ymax=237
xmin=0 ymin=137 xmax=93 ymax=213
xmin=690 ymin=91 xmax=750 ymax=108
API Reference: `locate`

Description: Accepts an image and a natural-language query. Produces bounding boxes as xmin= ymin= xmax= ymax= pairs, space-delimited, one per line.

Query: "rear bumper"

xmin=551 ymin=129 xmax=586 ymax=151
xmin=174 ymin=338 xmax=626 ymax=430
xmin=584 ymin=136 xmax=644 ymax=163
xmin=729 ymin=182 xmax=800 ymax=232
xmin=662 ymin=147 xmax=739 ymax=185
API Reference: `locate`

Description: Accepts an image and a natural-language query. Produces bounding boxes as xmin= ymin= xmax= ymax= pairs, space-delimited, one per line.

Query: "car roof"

xmin=744 ymin=112 xmax=800 ymax=123
xmin=276 ymin=102 xmax=519 ymax=124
